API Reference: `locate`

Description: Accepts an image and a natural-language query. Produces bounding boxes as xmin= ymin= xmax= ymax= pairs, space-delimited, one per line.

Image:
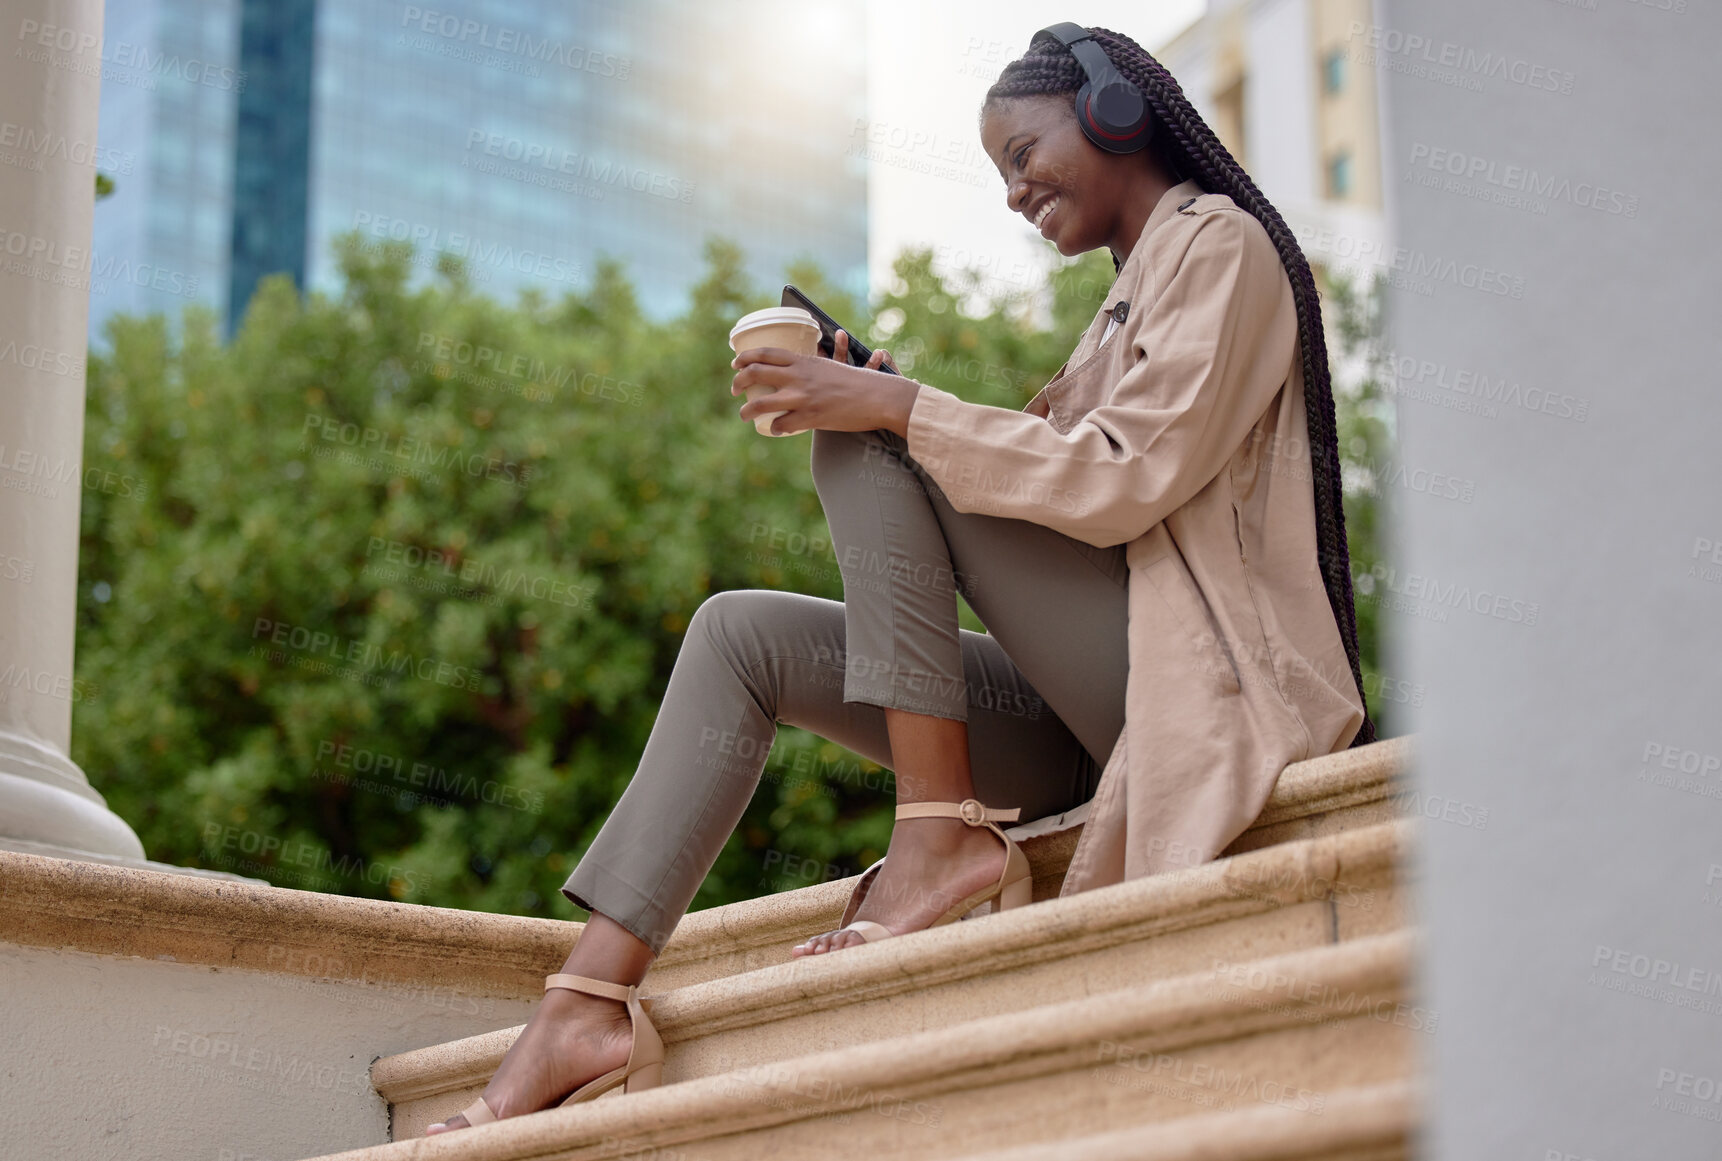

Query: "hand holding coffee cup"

xmin=727 ymin=307 xmax=822 ymax=436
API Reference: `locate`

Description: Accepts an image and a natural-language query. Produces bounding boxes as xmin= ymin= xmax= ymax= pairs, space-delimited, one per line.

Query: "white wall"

xmin=1377 ymin=0 xmax=1722 ymax=1155
xmin=0 ymin=943 xmax=534 ymax=1160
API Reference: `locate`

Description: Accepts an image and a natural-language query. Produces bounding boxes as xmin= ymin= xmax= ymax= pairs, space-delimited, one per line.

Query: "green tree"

xmin=1320 ymin=266 xmax=1400 ymax=735
xmin=72 ymin=233 xmax=1388 ymax=918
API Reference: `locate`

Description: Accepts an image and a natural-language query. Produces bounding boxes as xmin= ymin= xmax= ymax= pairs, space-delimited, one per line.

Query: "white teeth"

xmin=1033 ymin=196 xmax=1059 ymax=228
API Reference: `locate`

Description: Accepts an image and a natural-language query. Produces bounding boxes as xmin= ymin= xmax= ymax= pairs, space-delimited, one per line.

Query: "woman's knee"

xmin=685 ymin=589 xmax=809 ymax=670
xmin=811 ymin=427 xmax=901 ymax=492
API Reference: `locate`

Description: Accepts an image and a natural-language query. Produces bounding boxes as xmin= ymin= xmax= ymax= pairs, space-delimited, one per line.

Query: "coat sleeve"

xmin=902 ymin=210 xmax=1299 ymax=549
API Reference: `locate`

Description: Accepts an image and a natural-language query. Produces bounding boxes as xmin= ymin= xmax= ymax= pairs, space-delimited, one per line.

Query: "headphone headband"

xmin=1035 ymin=22 xmax=1153 ymax=154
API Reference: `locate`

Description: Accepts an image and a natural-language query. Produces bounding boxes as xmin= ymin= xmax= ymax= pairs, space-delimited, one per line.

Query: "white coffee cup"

xmin=728 ymin=306 xmax=822 ymax=437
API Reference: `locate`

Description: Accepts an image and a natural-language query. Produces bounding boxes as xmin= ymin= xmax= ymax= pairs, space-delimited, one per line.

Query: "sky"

xmin=862 ymin=2 xmax=1205 ymax=317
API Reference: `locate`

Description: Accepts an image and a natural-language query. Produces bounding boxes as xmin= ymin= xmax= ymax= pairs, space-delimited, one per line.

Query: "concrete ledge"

xmin=958 ymin=1080 xmax=1415 ymax=1161
xmin=372 ymin=820 xmax=1410 ymax=1117
xmin=0 ymin=738 xmax=1410 ymax=1004
xmin=0 ymin=850 xmax=576 ymax=999
xmin=313 ymin=931 xmax=1417 ymax=1159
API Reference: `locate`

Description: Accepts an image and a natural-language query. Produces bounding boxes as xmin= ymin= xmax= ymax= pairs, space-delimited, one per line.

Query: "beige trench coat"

xmin=902 ymin=178 xmax=1366 ymax=897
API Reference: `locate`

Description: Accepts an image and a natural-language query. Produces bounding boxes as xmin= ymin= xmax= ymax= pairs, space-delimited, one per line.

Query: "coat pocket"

xmin=1139 ymin=554 xmax=1242 ymax=695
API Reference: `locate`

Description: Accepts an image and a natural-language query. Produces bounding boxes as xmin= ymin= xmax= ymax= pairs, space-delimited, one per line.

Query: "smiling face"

xmin=979 ymin=93 xmax=1174 ymax=261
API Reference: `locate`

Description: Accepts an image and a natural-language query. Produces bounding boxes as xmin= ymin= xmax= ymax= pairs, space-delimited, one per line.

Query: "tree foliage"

xmin=72 ymin=233 xmax=1388 ymax=916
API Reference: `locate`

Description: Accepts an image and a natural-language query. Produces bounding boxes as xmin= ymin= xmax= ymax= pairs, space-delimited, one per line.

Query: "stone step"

xmin=956 ymin=1079 xmax=1415 ymax=1161
xmin=375 ymin=818 xmax=1411 ymax=1137
xmin=304 ymin=930 xmax=1418 ymax=1160
xmin=646 ymin=734 xmax=1410 ymax=993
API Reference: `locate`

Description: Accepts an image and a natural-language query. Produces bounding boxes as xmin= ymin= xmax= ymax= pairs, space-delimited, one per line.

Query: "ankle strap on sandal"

xmin=896 ymin=798 xmax=1022 ymax=826
xmin=545 ymin=973 xmax=638 ymax=1001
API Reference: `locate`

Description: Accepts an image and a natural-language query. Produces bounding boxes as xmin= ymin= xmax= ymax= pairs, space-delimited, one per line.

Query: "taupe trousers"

xmin=562 ymin=426 xmax=1130 ymax=954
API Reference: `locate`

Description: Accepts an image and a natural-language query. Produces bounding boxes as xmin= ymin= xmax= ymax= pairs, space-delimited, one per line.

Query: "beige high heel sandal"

xmin=430 ymin=972 xmax=664 ymax=1133
xmin=828 ymin=798 xmax=1033 ymax=945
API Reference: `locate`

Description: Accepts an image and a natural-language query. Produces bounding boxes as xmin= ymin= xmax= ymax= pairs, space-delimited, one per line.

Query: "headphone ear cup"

xmin=1091 ymin=84 xmax=1152 ymax=152
xmin=1073 ymin=79 xmax=1153 ymax=154
xmin=1071 ymin=81 xmax=1100 ymax=149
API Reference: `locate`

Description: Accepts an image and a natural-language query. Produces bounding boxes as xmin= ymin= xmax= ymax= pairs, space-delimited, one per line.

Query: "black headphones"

xmin=1036 ymin=23 xmax=1154 ymax=154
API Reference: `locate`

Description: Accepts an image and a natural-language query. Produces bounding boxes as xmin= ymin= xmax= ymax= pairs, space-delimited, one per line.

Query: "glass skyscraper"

xmin=89 ymin=0 xmax=869 ymax=339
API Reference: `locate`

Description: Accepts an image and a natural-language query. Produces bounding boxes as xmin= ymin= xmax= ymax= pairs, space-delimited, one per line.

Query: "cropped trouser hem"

xmin=838 ymin=686 xmax=969 ymax=722
xmin=562 ymin=861 xmax=681 ymax=956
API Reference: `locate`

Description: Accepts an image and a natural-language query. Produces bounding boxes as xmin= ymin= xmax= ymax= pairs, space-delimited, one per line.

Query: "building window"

xmin=1327 ymin=151 xmax=1353 ymax=199
xmin=1323 ymin=47 xmax=1345 ymax=95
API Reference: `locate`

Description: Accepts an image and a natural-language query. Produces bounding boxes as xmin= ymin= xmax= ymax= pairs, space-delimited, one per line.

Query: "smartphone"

xmin=781 ymin=284 xmax=899 ymax=375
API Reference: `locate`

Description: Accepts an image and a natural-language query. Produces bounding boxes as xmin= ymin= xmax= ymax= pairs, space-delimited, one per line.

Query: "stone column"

xmin=0 ymin=0 xmax=145 ymax=862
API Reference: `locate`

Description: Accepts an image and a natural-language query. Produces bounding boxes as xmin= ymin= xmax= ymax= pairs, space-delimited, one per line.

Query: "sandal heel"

xmin=626 ymin=1060 xmax=664 ymax=1093
xmin=802 ymin=798 xmax=1028 ymax=950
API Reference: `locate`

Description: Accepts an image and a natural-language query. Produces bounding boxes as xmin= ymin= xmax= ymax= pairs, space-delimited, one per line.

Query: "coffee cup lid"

xmin=728 ymin=306 xmax=820 ymax=348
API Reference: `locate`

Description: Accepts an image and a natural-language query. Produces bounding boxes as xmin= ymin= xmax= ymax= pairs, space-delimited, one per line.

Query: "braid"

xmin=985 ymin=27 xmax=1376 ymax=747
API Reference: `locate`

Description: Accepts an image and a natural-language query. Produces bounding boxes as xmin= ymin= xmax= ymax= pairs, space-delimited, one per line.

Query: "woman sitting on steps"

xmin=427 ymin=22 xmax=1372 ymax=1135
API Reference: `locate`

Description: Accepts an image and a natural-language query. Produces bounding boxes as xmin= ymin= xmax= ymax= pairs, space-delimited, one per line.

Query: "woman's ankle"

xmin=559 ymin=910 xmax=656 ymax=986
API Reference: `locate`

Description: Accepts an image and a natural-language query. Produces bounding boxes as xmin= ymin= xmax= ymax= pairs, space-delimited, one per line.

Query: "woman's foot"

xmin=791 ymin=815 xmax=1008 ymax=956
xmin=424 ymin=987 xmax=635 ymax=1133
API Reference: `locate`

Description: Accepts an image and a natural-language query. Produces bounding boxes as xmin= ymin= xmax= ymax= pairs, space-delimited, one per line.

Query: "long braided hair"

xmin=984 ymin=26 xmax=1376 ymax=747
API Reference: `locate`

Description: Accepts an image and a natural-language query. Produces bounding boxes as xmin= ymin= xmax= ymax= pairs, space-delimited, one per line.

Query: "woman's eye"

xmin=1014 ymin=146 xmax=1029 ymax=168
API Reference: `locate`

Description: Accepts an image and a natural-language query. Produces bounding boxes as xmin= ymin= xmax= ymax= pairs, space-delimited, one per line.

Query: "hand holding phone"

xmin=833 ymin=328 xmax=897 ymax=375
xmin=782 ymin=283 xmax=901 ymax=376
